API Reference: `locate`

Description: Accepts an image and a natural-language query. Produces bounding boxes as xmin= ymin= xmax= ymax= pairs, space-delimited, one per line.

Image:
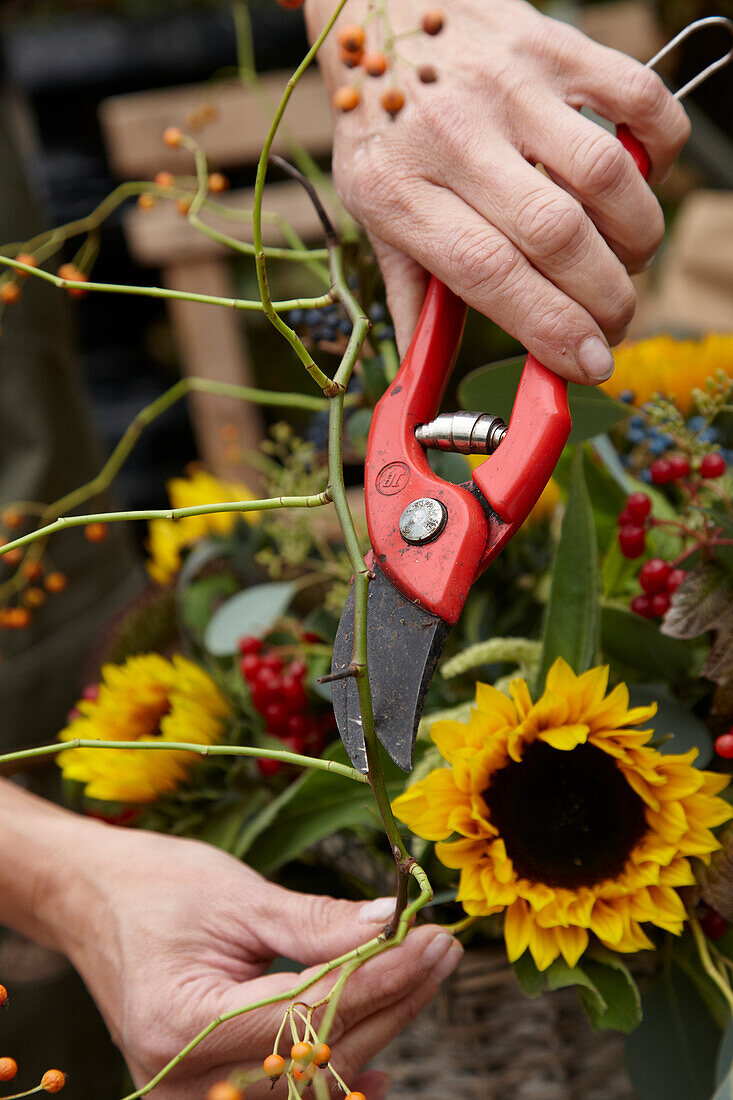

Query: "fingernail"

xmin=420 ymin=932 xmax=455 ymax=972
xmin=432 ymin=941 xmax=464 ymax=983
xmin=358 ymin=897 xmax=395 ymax=924
xmin=579 ymin=335 xmax=615 ymax=381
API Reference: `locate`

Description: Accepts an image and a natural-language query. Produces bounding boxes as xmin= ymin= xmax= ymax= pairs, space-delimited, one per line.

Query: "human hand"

xmin=307 ymin=0 xmax=690 ymax=383
xmin=57 ymin=825 xmax=462 ymax=1099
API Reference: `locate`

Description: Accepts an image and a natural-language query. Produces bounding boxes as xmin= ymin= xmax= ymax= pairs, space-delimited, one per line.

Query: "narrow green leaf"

xmin=537 ymin=447 xmax=599 ymax=689
xmin=204 ymin=581 xmax=297 ymax=656
xmin=601 ymin=607 xmax=698 ymax=684
xmin=458 ymin=357 xmax=629 ymax=443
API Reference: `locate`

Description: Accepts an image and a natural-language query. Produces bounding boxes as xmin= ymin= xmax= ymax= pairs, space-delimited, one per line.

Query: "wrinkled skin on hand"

xmin=59 ymin=827 xmax=462 ymax=1099
xmin=307 ymin=0 xmax=690 ymax=383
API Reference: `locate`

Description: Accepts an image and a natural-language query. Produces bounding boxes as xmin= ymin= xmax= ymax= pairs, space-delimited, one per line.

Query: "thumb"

xmin=370 ymin=235 xmax=429 ymax=358
xmin=250 ymin=886 xmax=399 ymax=967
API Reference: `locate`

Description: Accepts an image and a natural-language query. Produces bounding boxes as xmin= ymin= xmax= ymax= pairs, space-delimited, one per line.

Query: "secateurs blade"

xmin=332 ymin=15 xmax=733 ymax=776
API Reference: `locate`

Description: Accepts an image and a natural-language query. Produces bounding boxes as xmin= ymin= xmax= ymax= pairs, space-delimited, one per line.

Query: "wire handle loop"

xmin=646 ymin=15 xmax=733 ymax=100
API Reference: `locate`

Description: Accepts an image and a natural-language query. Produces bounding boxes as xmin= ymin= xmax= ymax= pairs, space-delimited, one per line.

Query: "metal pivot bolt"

xmin=415 ymin=411 xmax=507 ymax=455
xmin=399 ymin=497 xmax=448 ymax=544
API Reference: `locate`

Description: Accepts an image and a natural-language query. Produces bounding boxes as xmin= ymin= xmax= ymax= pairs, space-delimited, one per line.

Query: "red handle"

xmin=366 ymin=122 xmax=650 ymax=624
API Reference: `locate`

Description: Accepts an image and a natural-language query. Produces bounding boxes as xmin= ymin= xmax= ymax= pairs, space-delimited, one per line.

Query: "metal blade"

xmin=331 ymin=564 xmax=450 ymax=773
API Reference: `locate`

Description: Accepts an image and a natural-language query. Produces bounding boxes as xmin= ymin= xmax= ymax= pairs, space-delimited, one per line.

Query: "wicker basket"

xmin=371 ymin=948 xmax=636 ymax=1099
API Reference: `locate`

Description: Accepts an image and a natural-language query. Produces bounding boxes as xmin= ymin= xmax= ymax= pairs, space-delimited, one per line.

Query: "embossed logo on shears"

xmin=375 ymin=462 xmax=410 ymax=495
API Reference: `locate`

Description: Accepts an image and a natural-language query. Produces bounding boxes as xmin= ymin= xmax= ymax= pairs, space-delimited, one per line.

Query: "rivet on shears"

xmin=647 ymin=15 xmax=733 ymax=100
xmin=399 ymin=497 xmax=448 ymax=544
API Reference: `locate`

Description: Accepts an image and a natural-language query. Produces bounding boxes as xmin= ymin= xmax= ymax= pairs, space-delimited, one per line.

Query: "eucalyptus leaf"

xmin=537 ymin=447 xmax=599 ymax=688
xmin=716 ymin=1019 xmax=733 ymax=1089
xmin=204 ymin=581 xmax=297 ymax=656
xmin=713 ymin=1067 xmax=733 ymax=1100
xmin=625 ymin=963 xmax=721 ymax=1100
xmin=458 ymin=357 xmax=629 ymax=443
xmin=579 ymin=956 xmax=642 ymax=1033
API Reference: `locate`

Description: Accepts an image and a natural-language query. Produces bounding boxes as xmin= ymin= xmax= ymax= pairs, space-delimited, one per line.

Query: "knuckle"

xmin=534 ymin=300 xmax=582 ymax=351
xmin=601 ymin=280 xmax=637 ymax=334
xmin=515 ymin=191 xmax=586 ymax=260
xmin=578 ymin=133 xmax=630 ymax=197
xmin=626 ymin=66 xmax=668 ymax=121
xmin=448 ymin=228 xmax=518 ymax=299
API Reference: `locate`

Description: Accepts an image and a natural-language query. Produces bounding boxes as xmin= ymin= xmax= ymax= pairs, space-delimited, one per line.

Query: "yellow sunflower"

xmin=57 ymin=653 xmax=230 ymax=802
xmin=147 ymin=468 xmax=259 ymax=585
xmin=603 ymin=333 xmax=733 ymax=414
xmin=393 ymin=658 xmax=731 ymax=971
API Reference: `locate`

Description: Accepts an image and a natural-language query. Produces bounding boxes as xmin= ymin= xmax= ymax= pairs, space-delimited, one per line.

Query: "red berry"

xmin=81 ymin=683 xmax=100 ymax=701
xmin=667 ymin=454 xmax=690 ymax=479
xmin=701 ymin=452 xmax=726 ymax=479
xmin=701 ymin=909 xmax=728 ymax=939
xmin=264 ymin=702 xmax=289 ymax=733
xmin=238 ymin=635 xmax=262 ymax=656
xmin=618 ymin=525 xmax=646 ymax=559
xmin=617 ymin=509 xmax=633 ymax=526
xmin=281 ymin=675 xmax=308 ymax=709
xmin=650 ymin=458 xmax=675 ymax=485
xmin=630 ymin=594 xmax=654 ymax=619
xmin=286 ymin=713 xmax=309 ymax=738
xmin=666 ymin=568 xmax=687 ymax=594
xmin=650 ymin=592 xmax=670 ymax=617
xmin=260 ymin=653 xmax=283 ymax=675
xmin=715 ymin=731 xmax=733 ymax=759
xmin=302 ymin=631 xmax=322 ymax=644
xmin=639 ymin=558 xmax=671 ymax=595
xmin=288 ymin=658 xmax=307 ymax=680
xmin=252 ymin=683 xmax=278 ymax=711
xmin=239 ymin=654 xmax=262 ymax=680
xmin=257 ymin=757 xmax=282 ymax=777
xmin=626 ymin=492 xmax=651 ymax=523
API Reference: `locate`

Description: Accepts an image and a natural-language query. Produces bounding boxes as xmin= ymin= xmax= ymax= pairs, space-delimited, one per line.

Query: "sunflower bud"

xmin=698 ymin=822 xmax=733 ymax=920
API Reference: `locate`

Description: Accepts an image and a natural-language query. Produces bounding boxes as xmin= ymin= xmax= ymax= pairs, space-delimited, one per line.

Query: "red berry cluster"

xmin=647 ymin=451 xmax=726 ymax=485
xmin=617 ymin=491 xmax=653 ymax=559
xmin=237 ymin=636 xmax=335 ymax=775
xmin=630 ymin=559 xmax=686 ymax=620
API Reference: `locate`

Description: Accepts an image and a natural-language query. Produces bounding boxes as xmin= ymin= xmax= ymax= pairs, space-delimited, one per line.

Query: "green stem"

xmin=0 ymin=738 xmax=367 ymax=784
xmin=690 ymin=916 xmax=733 ymax=1015
xmin=0 ymin=255 xmax=332 ymax=313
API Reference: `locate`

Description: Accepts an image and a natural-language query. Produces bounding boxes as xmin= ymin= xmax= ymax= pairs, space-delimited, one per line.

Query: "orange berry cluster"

xmin=0 ymin=1058 xmax=65 ymax=1093
xmin=333 ymin=9 xmax=444 ymax=116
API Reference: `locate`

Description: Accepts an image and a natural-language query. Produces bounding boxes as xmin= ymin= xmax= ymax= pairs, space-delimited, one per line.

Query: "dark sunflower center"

xmin=482 ymin=740 xmax=648 ymax=889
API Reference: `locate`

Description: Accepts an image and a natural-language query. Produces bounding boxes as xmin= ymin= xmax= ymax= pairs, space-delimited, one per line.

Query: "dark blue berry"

xmin=369 ymin=302 xmax=386 ymax=323
xmin=626 ymin=426 xmax=646 ymax=444
xmin=687 ymin=415 xmax=706 ymax=432
xmin=338 ymin=318 xmax=353 ymax=335
xmin=619 ymin=390 xmax=635 ymax=403
xmin=305 ymin=309 xmax=323 ymax=327
xmin=288 ymin=308 xmax=305 ymax=326
xmin=639 ymin=468 xmax=653 ymax=484
xmin=699 ymin=426 xmax=719 ymax=443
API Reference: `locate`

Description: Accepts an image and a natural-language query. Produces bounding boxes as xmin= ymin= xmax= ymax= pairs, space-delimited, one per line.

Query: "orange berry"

xmin=84 ymin=522 xmax=108 ymax=543
xmin=57 ymin=264 xmax=88 ymax=298
xmin=41 ymin=1070 xmax=66 ymax=1093
xmin=163 ymin=126 xmax=183 ymax=148
xmin=208 ymin=172 xmax=229 ymax=193
xmin=364 ymin=51 xmax=388 ymax=77
xmin=341 ymin=47 xmax=363 ymax=69
xmin=333 ymin=86 xmax=360 ymax=112
xmin=2 ymin=508 xmax=23 ymax=529
xmin=45 ymin=572 xmax=67 ymax=593
xmin=0 ymin=282 xmax=21 ymax=305
xmin=0 ymin=985 xmax=7 ymax=1006
xmin=7 ymin=607 xmax=31 ymax=629
xmin=338 ymin=24 xmax=365 ymax=53
xmin=422 ymin=9 xmax=444 ymax=34
xmin=419 ymin=64 xmax=438 ymax=83
xmin=205 ymin=1084 xmax=242 ymax=1100
xmin=15 ymin=252 xmax=37 ymax=276
xmin=313 ymin=1042 xmax=331 ymax=1068
xmin=24 ymin=587 xmax=46 ymax=608
xmin=176 ymin=197 xmax=191 ymax=216
xmin=290 ymin=1041 xmax=313 ymax=1065
xmin=2 ymin=549 xmax=22 ymax=566
xmin=293 ymin=1066 xmax=315 ymax=1083
xmin=138 ymin=193 xmax=156 ymax=210
xmin=262 ymin=1053 xmax=286 ymax=1079
xmin=154 ymin=171 xmax=175 ymax=187
xmin=0 ymin=1057 xmax=17 ymax=1081
xmin=345 ymin=1094 xmax=367 ymax=1100
xmin=21 ymin=560 xmax=43 ymax=581
xmin=381 ymin=88 xmax=406 ymax=117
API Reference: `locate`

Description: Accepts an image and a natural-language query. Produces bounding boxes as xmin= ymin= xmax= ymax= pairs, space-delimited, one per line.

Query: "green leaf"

xmin=512 ymin=951 xmax=546 ymax=998
xmin=427 ymin=448 xmax=471 ymax=485
xmin=601 ymin=606 xmax=696 ymax=683
xmin=537 ymin=447 xmax=599 ymax=688
xmin=204 ymin=581 xmax=297 ymax=656
xmin=245 ymin=742 xmax=417 ymax=874
xmin=196 ymin=795 xmax=266 ymax=853
xmin=713 ymin=1067 xmax=733 ymax=1100
xmin=627 ymin=683 xmax=712 ymax=767
xmin=715 ymin=1019 xmax=733 ymax=1090
xmin=625 ymin=963 xmax=722 ymax=1100
xmin=458 ymin=357 xmax=629 ymax=443
xmin=580 ymin=955 xmax=642 ymax=1033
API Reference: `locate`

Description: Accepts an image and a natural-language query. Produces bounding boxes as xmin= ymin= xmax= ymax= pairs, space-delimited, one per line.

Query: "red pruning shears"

xmin=331 ymin=17 xmax=733 ymax=774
